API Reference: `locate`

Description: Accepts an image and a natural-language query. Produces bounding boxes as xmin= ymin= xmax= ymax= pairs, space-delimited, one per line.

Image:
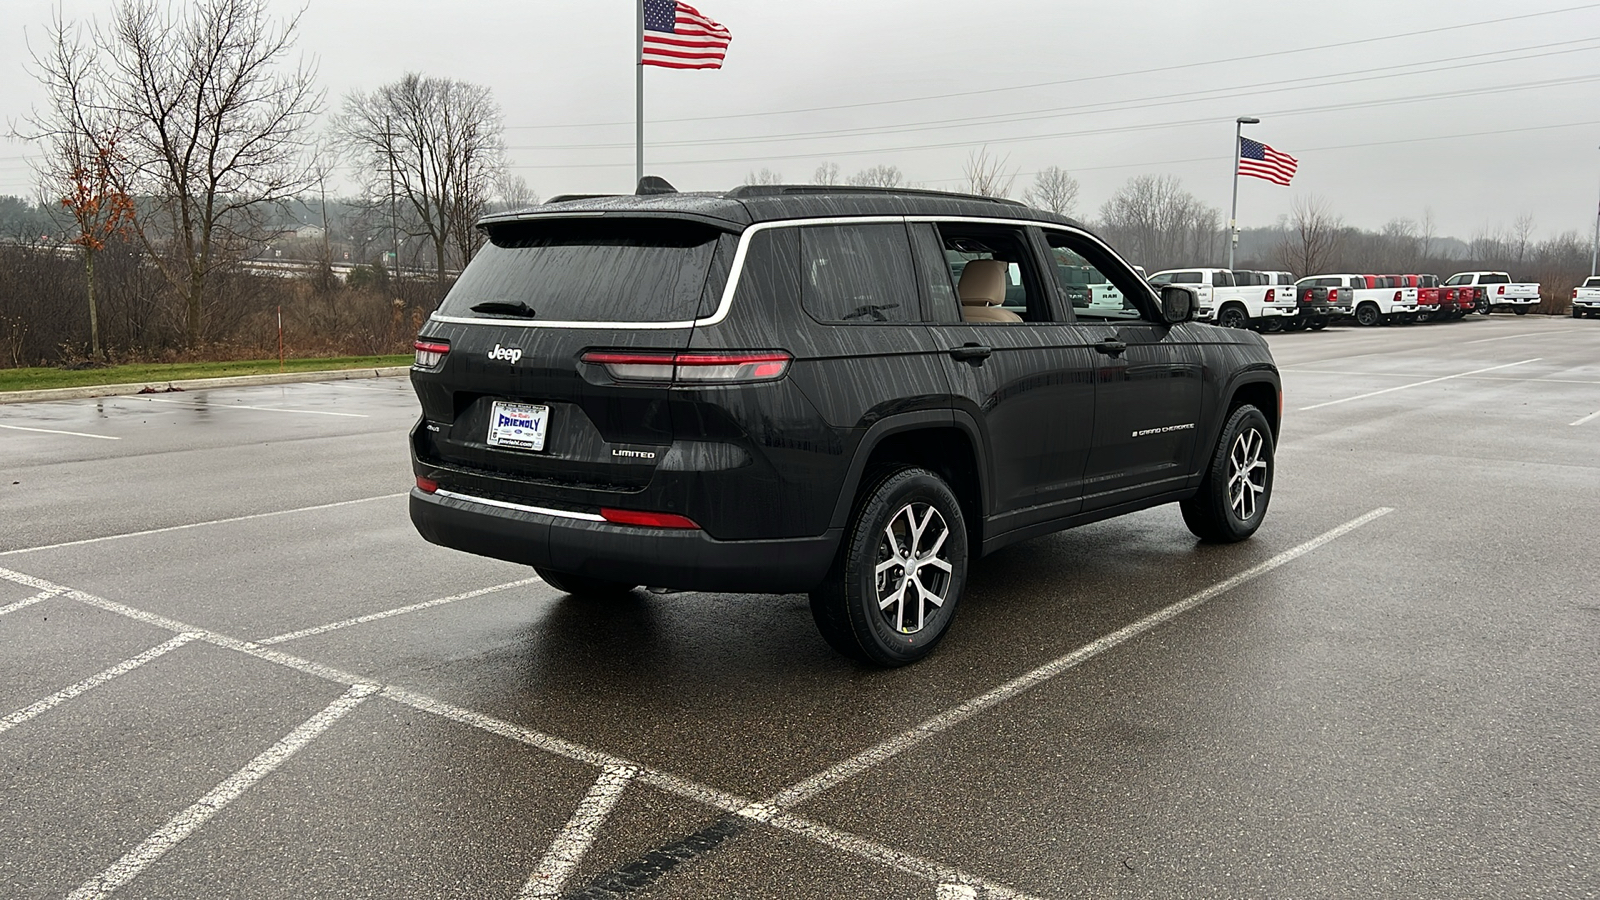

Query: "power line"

xmin=504 ymin=38 xmax=1600 ymax=153
xmin=503 ymin=74 xmax=1600 ymax=169
xmin=503 ymin=2 xmax=1600 ymax=131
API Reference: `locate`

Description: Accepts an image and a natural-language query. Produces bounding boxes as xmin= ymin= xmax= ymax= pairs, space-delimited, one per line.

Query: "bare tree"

xmin=336 ymin=73 xmax=506 ymax=293
xmin=1274 ymin=194 xmax=1343 ymax=276
xmin=963 ymin=146 xmax=1016 ymax=198
xmin=812 ymin=162 xmax=840 ymax=185
xmin=1380 ymin=217 xmax=1420 ymax=272
xmin=486 ymin=172 xmax=539 ymax=213
xmin=1419 ymin=207 xmax=1437 ymax=261
xmin=1023 ymin=166 xmax=1080 ymax=216
xmin=41 ymin=0 xmax=325 ymax=347
xmin=1096 ymin=175 xmax=1223 ymax=270
xmin=848 ymin=165 xmax=903 ymax=188
xmin=745 ymin=167 xmax=783 ymax=185
xmin=1511 ymin=213 xmax=1537 ymax=268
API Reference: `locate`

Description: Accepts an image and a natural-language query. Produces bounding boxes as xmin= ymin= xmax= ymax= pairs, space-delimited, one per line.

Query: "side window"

xmin=934 ymin=223 xmax=1051 ymax=323
xmin=1444 ymin=274 xmax=1465 ymax=286
xmin=1214 ymin=270 xmax=1236 ymax=287
xmin=1043 ymin=229 xmax=1150 ymax=322
xmin=798 ymin=223 xmax=919 ymax=324
xmin=908 ymin=223 xmax=962 ymax=323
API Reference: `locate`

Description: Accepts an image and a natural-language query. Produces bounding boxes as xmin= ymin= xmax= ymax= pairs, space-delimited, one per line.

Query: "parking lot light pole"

xmin=1229 ymin=116 xmax=1260 ymax=271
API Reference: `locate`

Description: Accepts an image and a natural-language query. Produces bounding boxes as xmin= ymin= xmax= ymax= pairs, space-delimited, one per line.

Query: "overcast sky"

xmin=4 ymin=0 xmax=1600 ymax=242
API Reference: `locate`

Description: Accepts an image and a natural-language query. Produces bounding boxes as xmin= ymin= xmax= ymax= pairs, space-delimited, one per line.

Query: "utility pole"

xmin=1592 ymin=144 xmax=1599 ymax=277
xmin=1228 ymin=116 xmax=1259 ymax=271
xmin=385 ymin=114 xmax=400 ymax=280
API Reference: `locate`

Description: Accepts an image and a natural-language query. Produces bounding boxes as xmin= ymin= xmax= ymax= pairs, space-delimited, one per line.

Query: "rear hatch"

xmin=411 ymin=215 xmax=736 ymax=506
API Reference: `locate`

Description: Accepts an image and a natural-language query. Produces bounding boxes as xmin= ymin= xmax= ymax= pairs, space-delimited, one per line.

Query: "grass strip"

xmin=0 ymin=355 xmax=412 ymax=393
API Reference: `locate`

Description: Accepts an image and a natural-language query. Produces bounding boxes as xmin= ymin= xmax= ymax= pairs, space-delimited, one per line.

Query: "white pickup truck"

xmin=1298 ymin=273 xmax=1419 ymax=326
xmin=1146 ymin=267 xmax=1294 ymax=329
xmin=1573 ymin=276 xmax=1600 ymax=318
xmin=1445 ymin=271 xmax=1541 ymax=315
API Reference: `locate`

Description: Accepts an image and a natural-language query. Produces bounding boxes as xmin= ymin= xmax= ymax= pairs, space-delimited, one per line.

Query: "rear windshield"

xmin=437 ymin=218 xmax=725 ymax=323
xmin=1479 ymin=273 xmax=1509 ymax=284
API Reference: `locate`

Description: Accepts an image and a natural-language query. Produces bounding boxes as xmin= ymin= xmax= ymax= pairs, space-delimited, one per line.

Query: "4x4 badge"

xmin=486 ymin=344 xmax=523 ymax=364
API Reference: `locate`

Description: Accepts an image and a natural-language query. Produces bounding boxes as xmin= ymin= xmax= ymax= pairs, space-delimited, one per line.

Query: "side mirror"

xmin=1159 ymin=285 xmax=1198 ymax=324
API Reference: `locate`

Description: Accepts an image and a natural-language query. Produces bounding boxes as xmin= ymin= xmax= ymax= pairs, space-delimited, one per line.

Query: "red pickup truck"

xmin=1394 ymin=275 xmax=1439 ymax=322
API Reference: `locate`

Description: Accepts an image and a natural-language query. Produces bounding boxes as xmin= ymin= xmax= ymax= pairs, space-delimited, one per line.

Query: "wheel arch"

xmin=827 ymin=411 xmax=989 ymax=551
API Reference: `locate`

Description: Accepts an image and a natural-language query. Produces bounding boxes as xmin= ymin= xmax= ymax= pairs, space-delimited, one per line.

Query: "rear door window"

xmin=439 ymin=218 xmax=725 ymax=323
xmin=798 ymin=223 xmax=919 ymax=324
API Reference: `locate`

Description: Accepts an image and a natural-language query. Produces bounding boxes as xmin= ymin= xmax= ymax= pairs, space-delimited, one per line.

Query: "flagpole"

xmin=636 ymin=0 xmax=645 ymax=187
xmin=1229 ymin=116 xmax=1260 ymax=271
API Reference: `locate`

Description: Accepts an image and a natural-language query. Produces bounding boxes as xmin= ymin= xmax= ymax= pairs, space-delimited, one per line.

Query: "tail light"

xmin=1265 ymin=288 xmax=1275 ymax=302
xmin=1497 ymin=285 xmax=1506 ymax=295
xmin=1329 ymin=288 xmax=1339 ymax=301
xmin=414 ymin=339 xmax=450 ymax=369
xmin=600 ymin=508 xmax=700 ymax=529
xmin=1394 ymin=291 xmax=1402 ymax=302
xmin=582 ymin=350 xmax=792 ymax=384
xmin=1574 ymin=288 xmax=1579 ymax=299
xmin=415 ymin=476 xmax=438 ymax=493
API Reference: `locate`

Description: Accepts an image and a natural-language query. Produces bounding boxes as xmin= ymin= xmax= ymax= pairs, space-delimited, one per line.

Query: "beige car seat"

xmin=957 ymin=260 xmax=1024 ymax=323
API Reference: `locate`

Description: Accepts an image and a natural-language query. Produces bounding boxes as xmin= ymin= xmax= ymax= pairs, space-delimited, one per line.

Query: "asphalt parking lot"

xmin=2 ymin=314 xmax=1597 ymax=899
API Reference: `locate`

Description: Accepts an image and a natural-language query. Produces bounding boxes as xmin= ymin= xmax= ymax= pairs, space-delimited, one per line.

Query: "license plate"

xmin=486 ymin=401 xmax=548 ymax=451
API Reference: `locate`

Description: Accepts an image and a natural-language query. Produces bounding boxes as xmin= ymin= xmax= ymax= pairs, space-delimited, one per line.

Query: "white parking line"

xmin=519 ymin=765 xmax=638 ymax=900
xmin=0 ymin=565 xmax=1047 ymax=900
xmin=67 ymin=682 xmax=378 ymax=900
xmin=140 ymin=397 xmax=368 ymax=418
xmin=1572 ymin=409 xmax=1600 ymax=427
xmin=0 ymin=493 xmax=407 ymax=557
xmin=0 ymin=634 xmax=196 ymax=737
xmin=1466 ymin=330 xmax=1579 ymax=344
xmin=1 ymin=509 xmax=1388 ymax=899
xmin=0 ymin=423 xmax=121 ymax=440
xmin=0 ymin=588 xmax=62 ymax=617
xmin=257 ymin=577 xmax=545 ymax=645
xmin=1299 ymin=359 xmax=1540 ymax=411
xmin=763 ymin=507 xmax=1393 ymax=811
xmin=1290 ymin=370 xmax=1600 ymax=386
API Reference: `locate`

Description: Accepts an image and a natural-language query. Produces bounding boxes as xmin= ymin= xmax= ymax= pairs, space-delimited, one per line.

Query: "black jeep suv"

xmin=408 ymin=182 xmax=1281 ymax=666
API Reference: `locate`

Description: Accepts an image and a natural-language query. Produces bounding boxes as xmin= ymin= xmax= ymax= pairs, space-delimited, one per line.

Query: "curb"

xmin=0 ymin=366 xmax=412 ymax=405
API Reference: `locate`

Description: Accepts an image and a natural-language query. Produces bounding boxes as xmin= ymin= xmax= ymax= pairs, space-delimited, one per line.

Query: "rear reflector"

xmin=414 ymin=339 xmax=450 ymax=368
xmin=416 ymin=476 xmax=439 ymax=493
xmin=600 ymin=508 xmax=700 ymax=529
xmin=582 ymin=350 xmax=792 ymax=384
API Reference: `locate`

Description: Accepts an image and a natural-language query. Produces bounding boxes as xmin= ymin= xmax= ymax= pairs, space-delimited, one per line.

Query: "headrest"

xmin=957 ymin=259 xmax=1008 ymax=307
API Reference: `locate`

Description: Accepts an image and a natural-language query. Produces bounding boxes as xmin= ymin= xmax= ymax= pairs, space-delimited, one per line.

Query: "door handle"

xmin=1094 ymin=338 xmax=1127 ymax=356
xmin=948 ymin=344 xmax=992 ymax=362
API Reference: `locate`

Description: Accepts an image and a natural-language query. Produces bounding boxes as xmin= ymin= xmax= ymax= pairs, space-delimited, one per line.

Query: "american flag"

xmin=1238 ymin=138 xmax=1298 ymax=186
xmin=642 ymin=0 xmax=732 ymax=70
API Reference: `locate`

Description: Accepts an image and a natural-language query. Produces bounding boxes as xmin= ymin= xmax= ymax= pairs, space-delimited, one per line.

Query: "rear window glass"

xmin=437 ymin=218 xmax=723 ymax=323
xmin=1480 ymin=273 xmax=1510 ymax=284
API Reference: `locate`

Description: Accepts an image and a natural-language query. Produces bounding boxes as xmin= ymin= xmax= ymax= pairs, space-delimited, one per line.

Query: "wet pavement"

xmin=2 ymin=314 xmax=1597 ymax=899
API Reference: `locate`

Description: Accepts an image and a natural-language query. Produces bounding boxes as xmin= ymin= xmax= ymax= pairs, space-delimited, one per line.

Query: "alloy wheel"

xmin=1228 ymin=428 xmax=1268 ymax=521
xmin=874 ymin=502 xmax=954 ymax=634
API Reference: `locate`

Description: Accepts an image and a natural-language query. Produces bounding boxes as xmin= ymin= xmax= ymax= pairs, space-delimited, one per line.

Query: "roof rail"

xmin=725 ymin=184 xmax=1027 ymax=206
xmin=545 ymin=194 xmax=619 ymax=203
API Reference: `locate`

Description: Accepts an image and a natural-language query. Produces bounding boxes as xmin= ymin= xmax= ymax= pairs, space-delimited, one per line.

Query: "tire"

xmin=534 ymin=568 xmax=638 ymax=599
xmin=1308 ymin=318 xmax=1328 ymax=331
xmin=1355 ymin=303 xmax=1382 ymax=327
xmin=1257 ymin=317 xmax=1284 ymax=333
xmin=1574 ymin=308 xmax=1582 ymax=318
xmin=1283 ymin=318 xmax=1307 ymax=332
xmin=1514 ymin=306 xmax=1529 ymax=315
xmin=1217 ymin=304 xmax=1250 ymax=330
xmin=810 ymin=467 xmax=968 ymax=667
xmin=1181 ymin=404 xmax=1274 ymax=543
xmin=1478 ymin=300 xmax=1491 ymax=315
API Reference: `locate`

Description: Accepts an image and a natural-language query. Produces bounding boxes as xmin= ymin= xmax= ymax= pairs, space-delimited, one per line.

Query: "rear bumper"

xmin=409 ymin=488 xmax=841 ymax=593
